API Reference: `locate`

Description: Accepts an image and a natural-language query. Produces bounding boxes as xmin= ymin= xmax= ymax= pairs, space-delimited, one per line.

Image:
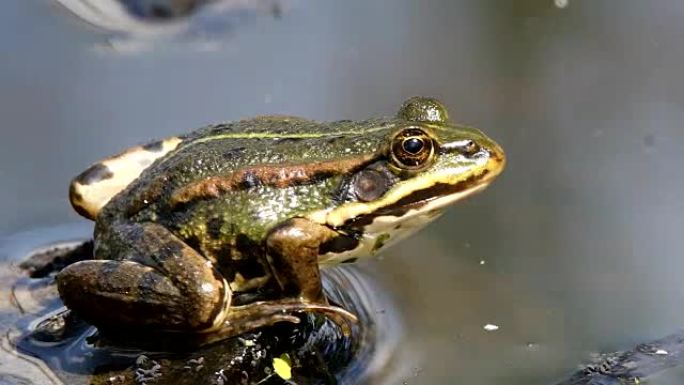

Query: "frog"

xmin=57 ymin=96 xmax=505 ymax=341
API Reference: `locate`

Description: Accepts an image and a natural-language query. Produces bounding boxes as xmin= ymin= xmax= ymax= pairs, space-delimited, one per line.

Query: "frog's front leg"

xmin=264 ymin=217 xmax=359 ymax=332
xmin=56 ymin=222 xmax=232 ymax=332
xmin=195 ymin=218 xmax=358 ymax=341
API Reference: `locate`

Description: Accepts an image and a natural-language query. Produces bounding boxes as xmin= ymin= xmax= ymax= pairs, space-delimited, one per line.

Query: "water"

xmin=2 ymin=0 xmax=684 ymax=383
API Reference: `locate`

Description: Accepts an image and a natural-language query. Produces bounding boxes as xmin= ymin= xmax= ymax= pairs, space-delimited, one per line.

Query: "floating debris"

xmin=483 ymin=324 xmax=499 ymax=332
xmin=272 ymin=354 xmax=292 ymax=380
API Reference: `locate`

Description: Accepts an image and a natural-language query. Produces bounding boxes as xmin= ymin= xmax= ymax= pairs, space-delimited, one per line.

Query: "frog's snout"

xmin=483 ymin=140 xmax=506 ymax=180
xmin=488 ymin=141 xmax=506 ymax=166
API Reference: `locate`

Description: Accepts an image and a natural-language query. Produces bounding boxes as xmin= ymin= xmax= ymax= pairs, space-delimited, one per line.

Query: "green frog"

xmin=58 ymin=97 xmax=505 ymax=341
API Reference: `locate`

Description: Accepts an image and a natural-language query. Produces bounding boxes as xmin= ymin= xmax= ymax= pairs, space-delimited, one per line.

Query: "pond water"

xmin=2 ymin=0 xmax=684 ymax=384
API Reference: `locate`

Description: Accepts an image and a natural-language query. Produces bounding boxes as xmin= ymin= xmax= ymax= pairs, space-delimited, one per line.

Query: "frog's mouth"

xmin=343 ymin=168 xmax=495 ymax=228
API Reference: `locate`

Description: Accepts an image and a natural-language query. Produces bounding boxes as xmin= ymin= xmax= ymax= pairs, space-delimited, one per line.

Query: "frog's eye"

xmin=390 ymin=128 xmax=435 ymax=171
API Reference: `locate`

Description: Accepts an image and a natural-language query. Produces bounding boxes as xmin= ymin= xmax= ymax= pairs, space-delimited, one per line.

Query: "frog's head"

xmin=316 ymin=96 xmax=505 ymax=263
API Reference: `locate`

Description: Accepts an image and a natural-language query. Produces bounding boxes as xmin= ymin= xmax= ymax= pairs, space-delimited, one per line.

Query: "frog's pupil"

xmin=403 ymin=138 xmax=424 ymax=154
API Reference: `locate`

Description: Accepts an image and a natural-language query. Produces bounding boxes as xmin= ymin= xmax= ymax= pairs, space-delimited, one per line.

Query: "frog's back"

xmin=70 ymin=116 xmax=397 ymax=221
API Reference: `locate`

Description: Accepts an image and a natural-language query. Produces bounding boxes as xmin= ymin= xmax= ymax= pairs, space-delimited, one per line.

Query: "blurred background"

xmin=1 ymin=0 xmax=684 ymax=384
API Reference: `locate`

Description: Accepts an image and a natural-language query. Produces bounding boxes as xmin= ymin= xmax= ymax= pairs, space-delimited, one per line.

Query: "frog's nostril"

xmin=462 ymin=140 xmax=480 ymax=156
xmin=488 ymin=145 xmax=506 ymax=165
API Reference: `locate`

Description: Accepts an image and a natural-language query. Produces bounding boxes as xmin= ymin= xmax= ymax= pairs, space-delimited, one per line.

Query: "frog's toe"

xmin=272 ymin=302 xmax=358 ymax=336
xmin=305 ymin=304 xmax=358 ymax=337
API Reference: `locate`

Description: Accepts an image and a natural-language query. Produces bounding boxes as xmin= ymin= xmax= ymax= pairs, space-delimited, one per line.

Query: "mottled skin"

xmin=57 ymin=97 xmax=505 ymax=341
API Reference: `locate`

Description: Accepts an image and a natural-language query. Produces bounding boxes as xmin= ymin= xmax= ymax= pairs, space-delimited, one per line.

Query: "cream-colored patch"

xmin=317 ymin=183 xmax=489 ymax=265
xmin=70 ymin=137 xmax=182 ymax=220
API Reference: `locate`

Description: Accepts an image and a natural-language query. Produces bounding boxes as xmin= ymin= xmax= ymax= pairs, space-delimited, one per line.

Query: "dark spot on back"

xmin=222 ymin=147 xmax=245 ymax=161
xmin=238 ymin=171 xmax=262 ymax=189
xmin=273 ymin=137 xmax=304 ymax=144
xmin=142 ymin=140 xmax=164 ymax=152
xmin=326 ymin=135 xmax=345 ymax=145
xmin=76 ymin=163 xmax=114 ymax=185
xmin=319 ymin=234 xmax=360 ymax=254
xmin=341 ymin=258 xmax=358 ymax=264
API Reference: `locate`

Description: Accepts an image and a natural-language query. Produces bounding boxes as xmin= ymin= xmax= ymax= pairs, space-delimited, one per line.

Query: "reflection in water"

xmin=119 ymin=0 xmax=214 ymax=19
xmin=52 ymin=0 xmax=284 ymax=51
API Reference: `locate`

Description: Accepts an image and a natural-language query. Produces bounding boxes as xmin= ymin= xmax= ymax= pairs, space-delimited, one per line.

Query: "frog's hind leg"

xmin=56 ymin=222 xmax=230 ymax=332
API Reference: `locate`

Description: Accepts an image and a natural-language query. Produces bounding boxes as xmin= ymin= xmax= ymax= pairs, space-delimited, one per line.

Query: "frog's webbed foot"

xmin=209 ymin=299 xmax=358 ymax=342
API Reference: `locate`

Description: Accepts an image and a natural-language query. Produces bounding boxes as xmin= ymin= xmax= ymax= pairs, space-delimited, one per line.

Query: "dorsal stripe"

xmin=170 ymin=153 xmax=379 ymax=207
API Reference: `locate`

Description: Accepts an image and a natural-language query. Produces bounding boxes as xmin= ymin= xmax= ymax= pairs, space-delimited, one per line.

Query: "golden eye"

xmin=390 ymin=128 xmax=435 ymax=170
